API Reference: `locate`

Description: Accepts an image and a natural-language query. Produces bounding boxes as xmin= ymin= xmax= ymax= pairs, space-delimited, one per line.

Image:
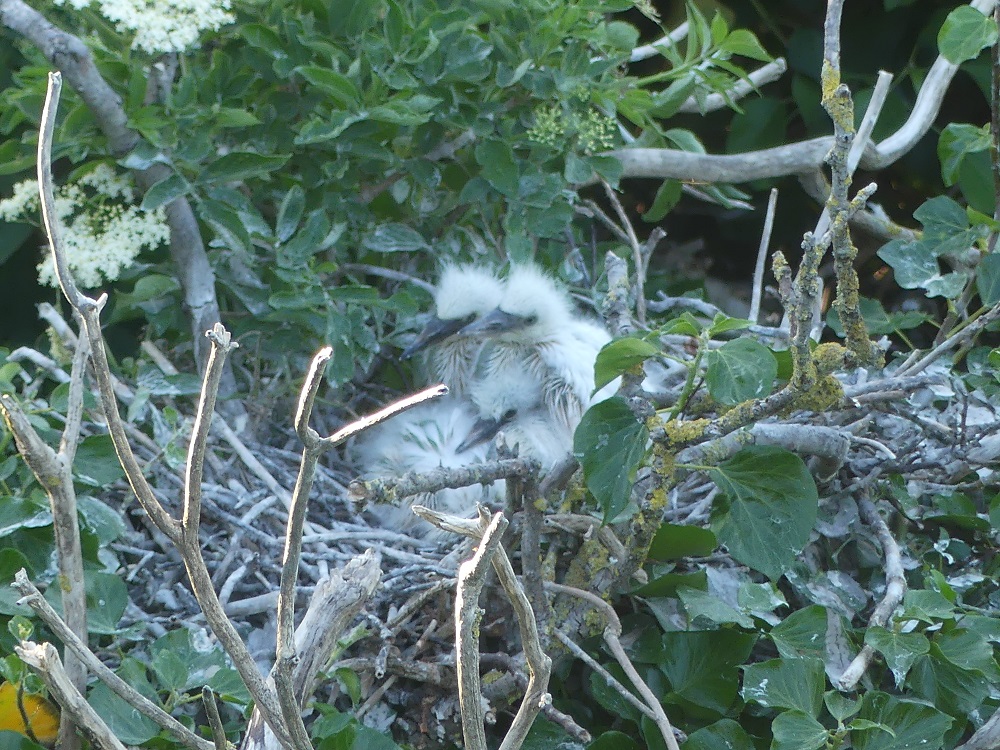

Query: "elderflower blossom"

xmin=0 ymin=164 xmax=169 ymax=289
xmin=53 ymin=0 xmax=234 ymax=54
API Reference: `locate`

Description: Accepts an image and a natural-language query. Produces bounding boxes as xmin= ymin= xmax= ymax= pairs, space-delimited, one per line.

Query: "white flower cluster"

xmin=54 ymin=0 xmax=234 ymax=54
xmin=0 ymin=164 xmax=169 ymax=289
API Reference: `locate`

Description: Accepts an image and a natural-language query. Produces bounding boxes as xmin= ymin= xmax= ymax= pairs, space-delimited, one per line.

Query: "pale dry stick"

xmin=602 ymin=180 xmax=649 ymax=325
xmin=896 ymin=303 xmax=1000 ymax=377
xmin=629 ymin=22 xmax=688 ymax=62
xmin=546 ymin=582 xmax=681 ymax=750
xmin=956 ymin=705 xmax=1000 ymax=750
xmin=141 ymin=340 xmax=295 ymax=510
xmin=202 ymin=688 xmax=229 ymax=750
xmin=356 ymin=618 xmax=440 ymax=720
xmin=15 ymin=641 xmax=127 ymax=750
xmin=13 ymin=572 xmax=214 ymax=750
xmin=455 ymin=511 xmax=510 ymax=750
xmin=416 ymin=505 xmax=553 ymax=750
xmin=837 ymin=494 xmax=906 ymax=690
xmin=813 ymin=71 xmax=892 ymax=241
xmin=7 ymin=347 xmax=71 ymax=382
xmin=0 ymin=346 xmax=89 ymax=749
xmin=552 ymin=630 xmax=655 ymax=719
xmin=35 ymin=74 xmax=296 ymax=746
xmin=749 ymin=188 xmax=778 ymax=325
xmin=273 ymin=353 xmax=444 ymax=750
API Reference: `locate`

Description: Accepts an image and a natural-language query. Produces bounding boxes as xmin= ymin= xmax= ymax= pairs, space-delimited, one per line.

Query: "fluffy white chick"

xmin=351 ymin=401 xmax=500 ymax=539
xmin=460 ymin=263 xmax=614 ymax=435
xmin=402 ymin=264 xmax=504 ymax=396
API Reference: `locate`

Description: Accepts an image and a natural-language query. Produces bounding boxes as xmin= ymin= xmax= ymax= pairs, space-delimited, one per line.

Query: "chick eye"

xmin=525 ymin=314 xmax=538 ymax=325
xmin=501 ymin=408 xmax=517 ymax=424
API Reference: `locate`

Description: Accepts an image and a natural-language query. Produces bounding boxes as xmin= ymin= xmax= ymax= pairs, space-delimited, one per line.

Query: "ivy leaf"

xmin=593 ymin=337 xmax=660 ymax=390
xmin=705 ymin=337 xmax=777 ymax=405
xmin=659 ymin=631 xmax=757 ymax=716
xmin=864 ymin=626 xmax=930 ymax=687
xmin=648 ymin=522 xmax=717 ymax=561
xmin=771 ymin=710 xmax=828 ymax=750
xmin=295 ymin=66 xmax=360 ymax=106
xmin=938 ymin=5 xmax=998 ymax=64
xmin=678 ymin=586 xmax=753 ymax=629
xmin=709 ymin=446 xmax=818 ymax=580
xmin=742 ymin=657 xmax=825 ymax=717
xmin=683 ymin=719 xmax=756 ymax=750
xmin=939 ymin=123 xmax=991 ymax=186
xmin=574 ymin=397 xmax=648 ymax=521
xmin=977 ymin=254 xmax=1000 ymax=306
xmin=853 ymin=692 xmax=952 ymax=750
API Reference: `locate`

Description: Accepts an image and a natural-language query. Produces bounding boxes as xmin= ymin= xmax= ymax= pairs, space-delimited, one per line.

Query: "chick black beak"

xmin=401 ymin=315 xmax=467 ymax=359
xmin=459 ymin=307 xmax=529 ymax=337
xmin=457 ymin=408 xmax=518 ymax=453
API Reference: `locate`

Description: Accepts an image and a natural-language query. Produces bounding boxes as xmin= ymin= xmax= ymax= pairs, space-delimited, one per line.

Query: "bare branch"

xmin=16 ymin=640 xmax=127 ymax=750
xmin=837 ymin=494 xmax=906 ymax=690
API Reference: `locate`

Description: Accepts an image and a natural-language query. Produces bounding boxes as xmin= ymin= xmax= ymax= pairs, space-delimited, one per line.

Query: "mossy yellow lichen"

xmin=564 ymin=538 xmax=611 ymax=591
xmin=793 ymin=374 xmax=844 ymax=412
xmin=655 ymin=417 xmax=710 ymax=447
xmin=812 ymin=342 xmax=847 ymax=375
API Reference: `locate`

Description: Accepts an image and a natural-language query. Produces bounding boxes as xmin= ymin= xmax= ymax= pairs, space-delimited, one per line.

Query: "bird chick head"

xmin=457 ymin=369 xmax=543 ymax=453
xmin=402 ymin=264 xmax=504 ymax=358
xmin=459 ymin=264 xmax=574 ymax=341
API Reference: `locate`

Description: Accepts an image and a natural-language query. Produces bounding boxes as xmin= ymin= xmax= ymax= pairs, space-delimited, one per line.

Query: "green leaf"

xmin=278 ymin=210 xmax=330 ymax=268
xmin=276 ymin=184 xmax=306 ymax=243
xmin=0 ymin=548 xmax=32 ymax=616
xmin=88 ymin=682 xmax=160 ymax=745
xmin=574 ymin=397 xmax=648 ymax=521
xmin=864 ymin=626 xmax=929 ymax=687
xmin=853 ymin=692 xmax=952 ymax=750
xmin=605 ymin=20 xmax=639 ymax=51
xmin=74 ymin=434 xmax=126 ymax=487
xmin=295 ymin=66 xmax=360 ymax=106
xmin=682 ymin=719 xmax=755 ymax=750
xmin=564 ymin=151 xmax=594 ymax=184
xmin=706 ymin=313 xmax=753 ymax=337
xmin=140 ymin=173 xmax=190 ymax=211
xmin=77 ymin=495 xmax=127 ymax=545
xmin=709 ymin=446 xmax=819 ymax=580
xmin=720 ymin=29 xmax=772 ymax=62
xmin=641 ymin=179 xmax=682 ymax=222
xmin=594 ymin=337 xmax=660 ymax=390
xmin=939 ymin=123 xmax=991 ymax=185
xmin=908 ymin=642 xmax=991 ymax=716
xmin=901 ymin=589 xmax=956 ymax=623
xmin=475 ymin=140 xmax=519 ymax=197
xmin=825 ymin=691 xmax=861 ymax=722
xmin=938 ymin=5 xmax=998 ymax=64
xmin=647 ymin=522 xmax=717 ymax=561
xmin=199 ymin=152 xmax=290 ymax=184
xmin=362 ymin=223 xmax=429 ymax=253
xmin=977 ymin=254 xmax=1000 ymax=306
xmin=771 ymin=710 xmax=828 ymax=750
xmin=0 ymin=496 xmax=52 ymax=537
xmin=742 ymin=657 xmax=825 ymax=716
xmin=659 ymin=631 xmax=757 ymax=717
xmin=84 ymin=572 xmax=128 ymax=634
xmin=678 ymin=586 xmax=753 ymax=628
xmin=213 ymin=107 xmax=261 ymax=128
xmin=587 ymin=730 xmax=640 ymax=750
xmin=704 ymin=337 xmax=776 ymax=405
